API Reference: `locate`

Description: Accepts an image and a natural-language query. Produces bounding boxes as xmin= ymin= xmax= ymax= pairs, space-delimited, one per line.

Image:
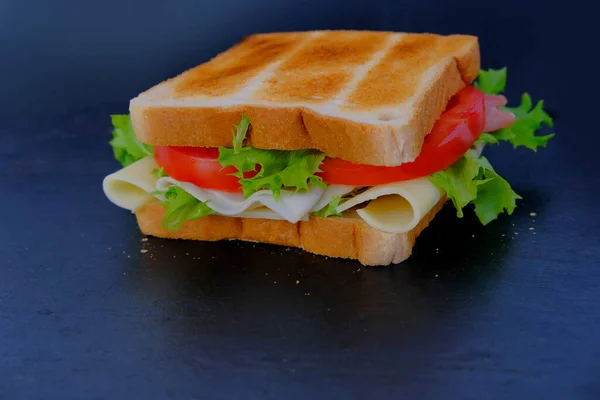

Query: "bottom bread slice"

xmin=135 ymin=199 xmax=446 ymax=266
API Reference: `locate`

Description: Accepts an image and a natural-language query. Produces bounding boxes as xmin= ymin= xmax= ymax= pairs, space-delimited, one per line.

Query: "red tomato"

xmin=154 ymin=146 xmax=257 ymax=192
xmin=317 ymin=86 xmax=486 ymax=186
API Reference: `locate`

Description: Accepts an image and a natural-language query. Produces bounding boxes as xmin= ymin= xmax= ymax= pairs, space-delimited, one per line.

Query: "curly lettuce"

xmin=160 ymin=186 xmax=215 ymax=231
xmin=109 ymin=115 xmax=153 ymax=167
xmin=152 ymin=167 xmax=168 ymax=178
xmin=312 ymin=196 xmax=342 ymax=218
xmin=495 ymin=93 xmax=555 ymax=151
xmin=474 ymin=67 xmax=507 ymax=95
xmin=430 ymin=154 xmax=520 ymax=225
xmin=477 ymin=68 xmax=554 ymax=151
xmin=431 ymin=67 xmax=552 ymax=224
xmin=218 ymin=115 xmax=326 ymax=200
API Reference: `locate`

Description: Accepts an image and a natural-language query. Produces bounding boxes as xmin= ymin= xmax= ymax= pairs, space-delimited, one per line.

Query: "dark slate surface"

xmin=1 ymin=0 xmax=599 ymax=399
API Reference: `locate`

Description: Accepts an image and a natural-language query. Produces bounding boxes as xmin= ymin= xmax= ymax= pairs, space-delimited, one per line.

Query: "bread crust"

xmin=134 ymin=198 xmax=446 ymax=266
xmin=130 ymin=31 xmax=479 ymax=166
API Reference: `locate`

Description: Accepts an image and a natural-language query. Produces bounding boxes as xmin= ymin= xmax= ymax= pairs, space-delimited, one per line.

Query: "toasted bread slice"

xmin=135 ymin=198 xmax=446 ymax=266
xmin=130 ymin=31 xmax=479 ymax=166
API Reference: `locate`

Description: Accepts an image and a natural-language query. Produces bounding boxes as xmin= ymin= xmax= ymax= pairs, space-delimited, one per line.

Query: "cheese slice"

xmin=102 ymin=157 xmax=446 ymax=232
xmin=156 ymin=177 xmax=324 ymax=224
xmin=102 ymin=157 xmax=324 ymax=222
xmin=336 ymin=177 xmax=443 ymax=233
xmin=310 ymin=184 xmax=355 ymax=212
xmin=102 ymin=157 xmax=160 ymax=211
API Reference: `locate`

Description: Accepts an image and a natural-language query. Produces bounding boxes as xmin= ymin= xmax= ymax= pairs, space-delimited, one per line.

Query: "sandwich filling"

xmin=103 ymin=68 xmax=553 ymax=232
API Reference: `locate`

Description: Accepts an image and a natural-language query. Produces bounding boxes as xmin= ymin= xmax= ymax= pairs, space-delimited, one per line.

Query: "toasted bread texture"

xmin=130 ymin=31 xmax=480 ymax=166
xmin=134 ymin=198 xmax=446 ymax=266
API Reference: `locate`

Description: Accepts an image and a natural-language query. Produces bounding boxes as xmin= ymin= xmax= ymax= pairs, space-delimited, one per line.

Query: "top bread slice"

xmin=130 ymin=31 xmax=479 ymax=166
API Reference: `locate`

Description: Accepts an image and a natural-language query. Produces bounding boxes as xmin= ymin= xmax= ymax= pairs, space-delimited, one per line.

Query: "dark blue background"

xmin=1 ymin=0 xmax=590 ymax=116
xmin=2 ymin=0 xmax=599 ymax=399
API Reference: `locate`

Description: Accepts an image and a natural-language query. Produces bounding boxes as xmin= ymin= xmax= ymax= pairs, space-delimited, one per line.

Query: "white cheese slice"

xmin=156 ymin=177 xmax=324 ymax=224
xmin=310 ymin=184 xmax=355 ymax=212
xmin=102 ymin=156 xmax=451 ymax=232
xmin=336 ymin=177 xmax=443 ymax=233
xmin=102 ymin=157 xmax=160 ymax=211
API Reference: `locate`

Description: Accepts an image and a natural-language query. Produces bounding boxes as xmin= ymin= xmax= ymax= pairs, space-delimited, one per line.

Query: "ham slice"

xmin=484 ymin=94 xmax=516 ymax=132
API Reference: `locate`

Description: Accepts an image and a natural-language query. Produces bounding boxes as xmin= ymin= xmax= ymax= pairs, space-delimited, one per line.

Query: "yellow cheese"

xmin=336 ymin=177 xmax=443 ymax=233
xmin=102 ymin=158 xmax=445 ymax=232
xmin=102 ymin=157 xmax=160 ymax=211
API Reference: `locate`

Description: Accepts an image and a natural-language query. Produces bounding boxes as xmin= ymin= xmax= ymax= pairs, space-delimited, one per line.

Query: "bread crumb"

xmin=514 ymin=232 xmax=519 ymax=235
xmin=186 ymin=252 xmax=189 ymax=256
xmin=296 ymin=280 xmax=300 ymax=284
xmin=265 ymin=273 xmax=268 ymax=276
xmin=141 ymin=238 xmax=148 ymax=242
xmin=273 ymin=281 xmax=277 ymax=284
xmin=435 ymin=274 xmax=439 ymax=277
xmin=529 ymin=227 xmax=535 ymax=231
xmin=140 ymin=249 xmax=148 ymax=254
xmin=501 ymin=234 xmax=505 ymax=237
xmin=472 ymin=234 xmax=475 ymax=238
xmin=530 ymin=212 xmax=537 ymax=217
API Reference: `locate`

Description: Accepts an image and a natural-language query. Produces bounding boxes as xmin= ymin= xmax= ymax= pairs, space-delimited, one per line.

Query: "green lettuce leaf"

xmin=475 ymin=68 xmax=554 ymax=151
xmin=313 ymin=196 xmax=342 ymax=218
xmin=219 ymin=147 xmax=326 ymax=200
xmin=474 ymin=67 xmax=507 ymax=95
xmin=494 ymin=93 xmax=555 ymax=151
xmin=472 ymin=158 xmax=521 ymax=225
xmin=429 ymin=156 xmax=483 ymax=218
xmin=109 ymin=114 xmax=153 ymax=167
xmin=152 ymin=167 xmax=168 ymax=178
xmin=232 ymin=115 xmax=251 ymax=154
xmin=476 ymin=133 xmax=499 ymax=145
xmin=160 ymin=186 xmax=215 ymax=231
xmin=218 ymin=116 xmax=326 ymax=200
xmin=429 ymin=154 xmax=520 ymax=224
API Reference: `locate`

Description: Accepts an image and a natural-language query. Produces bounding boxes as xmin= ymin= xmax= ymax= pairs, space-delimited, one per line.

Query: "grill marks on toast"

xmin=131 ymin=31 xmax=480 ymax=165
xmin=279 ymin=31 xmax=390 ymax=73
xmin=257 ymin=71 xmax=351 ymax=104
xmin=344 ymin=34 xmax=441 ymax=109
xmin=344 ymin=34 xmax=460 ymax=110
xmin=328 ymin=34 xmax=401 ymax=108
xmin=171 ymin=31 xmax=476 ymax=113
xmin=173 ymin=33 xmax=311 ymax=98
xmin=256 ymin=31 xmax=390 ymax=103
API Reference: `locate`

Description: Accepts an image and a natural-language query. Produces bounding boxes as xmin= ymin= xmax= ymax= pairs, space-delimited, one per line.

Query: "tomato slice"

xmin=154 ymin=146 xmax=257 ymax=192
xmin=317 ymin=86 xmax=486 ymax=186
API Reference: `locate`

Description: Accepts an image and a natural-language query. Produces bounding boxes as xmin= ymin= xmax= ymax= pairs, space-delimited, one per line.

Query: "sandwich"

xmin=102 ymin=31 xmax=553 ymax=266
